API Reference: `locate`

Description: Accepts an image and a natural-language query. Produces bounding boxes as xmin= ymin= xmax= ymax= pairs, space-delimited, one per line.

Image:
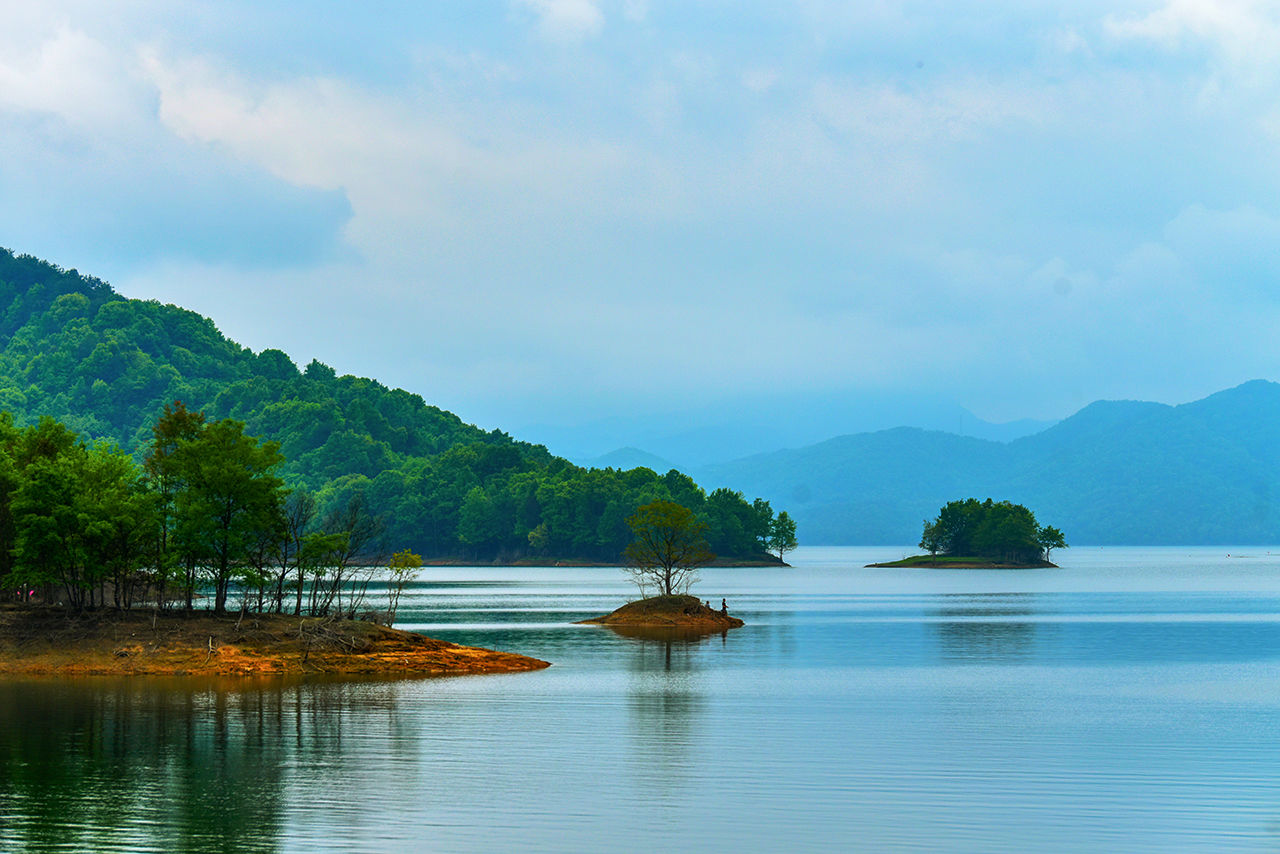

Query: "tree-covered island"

xmin=867 ymin=498 xmax=1067 ymax=568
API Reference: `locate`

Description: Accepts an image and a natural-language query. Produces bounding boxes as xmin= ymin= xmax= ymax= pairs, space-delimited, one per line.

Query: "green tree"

xmin=78 ymin=443 xmax=157 ymax=610
xmin=457 ymin=486 xmax=503 ymax=556
xmin=919 ymin=519 xmax=942 ymax=556
xmin=10 ymin=422 xmax=155 ymax=610
xmin=622 ymin=500 xmax=715 ymax=596
xmin=526 ymin=522 xmax=549 ymax=554
xmin=768 ymin=510 xmax=798 ymax=562
xmin=920 ymin=498 xmax=1066 ymax=564
xmin=12 ymin=428 xmax=91 ymax=608
xmin=1037 ymin=525 xmax=1067 ymax=562
xmin=171 ymin=418 xmax=287 ymax=614
xmin=973 ymin=501 xmax=1041 ymax=563
xmin=144 ymin=401 xmax=206 ymax=609
xmin=386 ymin=548 xmax=422 ymax=622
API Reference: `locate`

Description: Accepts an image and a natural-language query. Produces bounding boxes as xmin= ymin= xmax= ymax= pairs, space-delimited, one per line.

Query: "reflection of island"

xmin=598 ymin=623 xmax=733 ymax=644
xmin=0 ymin=678 xmax=415 ymax=853
xmin=932 ymin=593 xmax=1040 ymax=661
xmin=620 ymin=624 xmax=707 ymax=789
xmin=0 ymin=679 xmax=289 ymax=852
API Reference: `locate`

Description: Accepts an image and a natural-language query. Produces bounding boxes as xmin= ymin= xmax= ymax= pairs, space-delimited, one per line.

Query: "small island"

xmin=868 ymin=498 xmax=1067 ymax=569
xmin=867 ymin=556 xmax=1056 ymax=569
xmin=0 ymin=607 xmax=550 ymax=677
xmin=577 ymin=501 xmax=746 ymax=633
xmin=577 ymin=594 xmax=744 ymax=631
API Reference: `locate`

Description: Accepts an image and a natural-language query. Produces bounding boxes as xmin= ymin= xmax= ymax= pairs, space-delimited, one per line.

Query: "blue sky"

xmin=2 ymin=0 xmax=1279 ymax=436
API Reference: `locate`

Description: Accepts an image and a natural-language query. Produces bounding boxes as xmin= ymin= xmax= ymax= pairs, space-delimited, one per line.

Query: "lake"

xmin=4 ymin=546 xmax=1280 ymax=852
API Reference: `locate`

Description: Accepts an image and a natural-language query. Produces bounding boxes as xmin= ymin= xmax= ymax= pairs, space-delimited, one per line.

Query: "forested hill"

xmin=0 ymin=248 xmax=782 ymax=562
xmin=702 ymin=380 xmax=1280 ymax=545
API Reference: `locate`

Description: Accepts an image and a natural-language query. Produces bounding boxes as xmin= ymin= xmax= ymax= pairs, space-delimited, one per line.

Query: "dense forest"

xmin=919 ymin=498 xmax=1065 ymax=564
xmin=0 ymin=249 xmax=785 ymax=563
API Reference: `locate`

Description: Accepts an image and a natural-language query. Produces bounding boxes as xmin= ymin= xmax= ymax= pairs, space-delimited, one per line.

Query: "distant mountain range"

xmin=695 ymin=381 xmax=1280 ymax=545
xmin=523 ymin=391 xmax=1054 ymax=470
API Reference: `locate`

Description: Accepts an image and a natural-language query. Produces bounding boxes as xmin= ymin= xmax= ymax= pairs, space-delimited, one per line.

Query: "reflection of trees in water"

xmin=614 ymin=628 xmax=711 ymax=789
xmin=0 ymin=677 xmax=407 ymax=853
xmin=932 ymin=593 xmax=1040 ymax=662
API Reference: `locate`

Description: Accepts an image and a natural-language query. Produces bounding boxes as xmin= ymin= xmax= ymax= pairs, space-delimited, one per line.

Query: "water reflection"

xmin=601 ymin=623 xmax=732 ymax=648
xmin=0 ymin=677 xmax=412 ymax=854
xmin=932 ymin=594 xmax=1040 ymax=662
xmin=611 ymin=628 xmax=714 ymax=791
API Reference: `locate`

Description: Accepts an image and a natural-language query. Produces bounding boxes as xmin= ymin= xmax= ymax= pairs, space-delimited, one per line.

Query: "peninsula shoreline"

xmin=0 ymin=607 xmax=549 ymax=677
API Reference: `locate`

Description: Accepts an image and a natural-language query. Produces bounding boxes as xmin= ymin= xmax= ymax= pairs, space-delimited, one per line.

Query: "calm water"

xmin=4 ymin=546 xmax=1280 ymax=852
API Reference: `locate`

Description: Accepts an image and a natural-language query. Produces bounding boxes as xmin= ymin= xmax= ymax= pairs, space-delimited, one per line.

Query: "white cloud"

xmin=514 ymin=0 xmax=605 ymax=42
xmin=0 ymin=26 xmax=148 ymax=131
xmin=807 ymin=76 xmax=1053 ymax=148
xmin=1105 ymin=0 xmax=1280 ymax=77
xmin=5 ymin=1 xmax=1280 ymax=428
xmin=138 ymin=48 xmax=648 ymax=276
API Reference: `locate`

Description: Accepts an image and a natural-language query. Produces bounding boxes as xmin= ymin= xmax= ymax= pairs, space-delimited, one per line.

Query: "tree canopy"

xmin=920 ymin=498 xmax=1067 ymax=564
xmin=768 ymin=511 xmax=798 ymax=562
xmin=0 ymin=406 xmax=414 ymax=617
xmin=622 ymin=500 xmax=716 ymax=596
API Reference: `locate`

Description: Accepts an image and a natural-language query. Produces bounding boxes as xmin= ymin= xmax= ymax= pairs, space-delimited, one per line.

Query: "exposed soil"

xmin=576 ymin=594 xmax=744 ymax=631
xmin=0 ymin=606 xmax=550 ymax=677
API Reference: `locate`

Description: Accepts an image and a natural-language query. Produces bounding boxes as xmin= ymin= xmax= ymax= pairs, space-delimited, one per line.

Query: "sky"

xmin=2 ymin=0 xmax=1279 ymax=438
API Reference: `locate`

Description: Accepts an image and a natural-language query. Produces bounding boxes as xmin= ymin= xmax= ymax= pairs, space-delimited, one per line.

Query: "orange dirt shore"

xmin=0 ymin=606 xmax=550 ymax=677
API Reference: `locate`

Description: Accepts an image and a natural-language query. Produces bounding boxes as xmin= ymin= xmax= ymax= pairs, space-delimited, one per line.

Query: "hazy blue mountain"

xmin=521 ymin=390 xmax=1055 ymax=469
xmin=700 ymin=381 xmax=1280 ymax=545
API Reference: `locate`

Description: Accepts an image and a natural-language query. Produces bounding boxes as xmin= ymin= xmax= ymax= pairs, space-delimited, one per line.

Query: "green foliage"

xmin=1037 ymin=525 xmax=1067 ymax=562
xmin=167 ymin=418 xmax=287 ymax=614
xmin=920 ymin=498 xmax=1067 ymax=563
xmin=622 ymin=500 xmax=716 ymax=595
xmin=0 ymin=248 xmax=788 ymax=562
xmin=2 ymin=417 xmax=158 ymax=609
xmin=0 ymin=404 xmax=428 ymax=616
xmin=386 ymin=549 xmax=423 ymax=621
xmin=768 ymin=510 xmax=798 ymax=561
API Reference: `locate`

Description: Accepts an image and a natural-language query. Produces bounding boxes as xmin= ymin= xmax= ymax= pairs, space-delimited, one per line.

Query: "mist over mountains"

xmin=697 ymin=381 xmax=1280 ymax=545
xmin=522 ymin=391 xmax=1053 ymax=470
